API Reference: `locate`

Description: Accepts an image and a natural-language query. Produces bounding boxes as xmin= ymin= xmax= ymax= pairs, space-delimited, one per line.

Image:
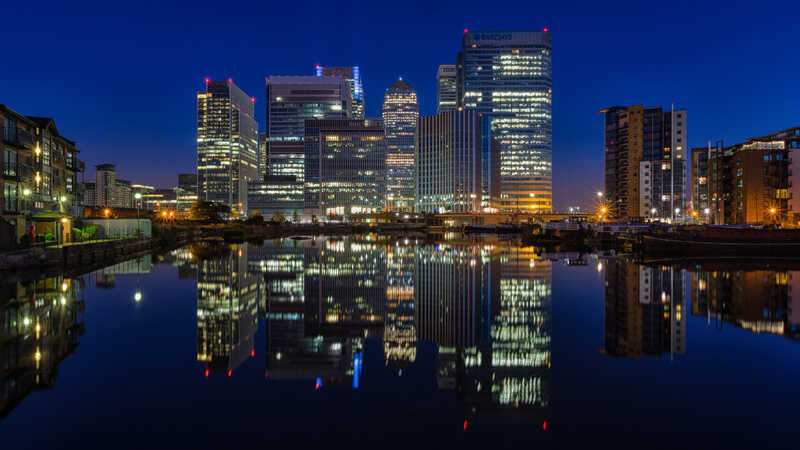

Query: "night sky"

xmin=2 ymin=0 xmax=797 ymax=210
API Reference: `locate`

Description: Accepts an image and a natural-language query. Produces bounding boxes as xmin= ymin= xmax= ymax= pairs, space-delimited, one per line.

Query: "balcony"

xmin=3 ymin=162 xmax=36 ymax=182
xmin=3 ymin=127 xmax=35 ymax=149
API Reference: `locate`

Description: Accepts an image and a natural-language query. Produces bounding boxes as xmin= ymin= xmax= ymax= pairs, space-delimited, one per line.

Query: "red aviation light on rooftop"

xmin=204 ymin=78 xmax=209 ymax=83
xmin=315 ymin=65 xmax=320 ymax=69
xmin=228 ymin=78 xmax=232 ymax=83
xmin=463 ymin=28 xmax=468 ymax=33
xmin=251 ymin=97 xmax=256 ymax=102
xmin=544 ymin=27 xmax=548 ymax=32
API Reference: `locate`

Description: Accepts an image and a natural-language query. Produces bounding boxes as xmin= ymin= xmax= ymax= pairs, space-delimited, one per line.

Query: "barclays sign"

xmin=473 ymin=33 xmax=512 ymax=41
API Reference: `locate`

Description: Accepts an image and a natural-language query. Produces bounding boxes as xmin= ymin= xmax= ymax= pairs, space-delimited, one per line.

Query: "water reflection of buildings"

xmin=0 ymin=277 xmax=83 ymax=418
xmin=691 ymin=266 xmax=800 ymax=340
xmin=195 ymin=242 xmax=259 ymax=375
xmin=250 ymin=239 xmax=363 ymax=387
xmin=160 ymin=247 xmax=197 ymax=279
xmin=603 ymin=259 xmax=686 ymax=360
xmin=248 ymin=236 xmax=551 ymax=422
xmin=384 ymin=242 xmax=416 ymax=373
xmin=95 ymin=255 xmax=152 ymax=288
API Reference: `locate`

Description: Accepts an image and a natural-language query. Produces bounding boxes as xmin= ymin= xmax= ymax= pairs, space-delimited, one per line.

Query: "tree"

xmin=188 ymin=200 xmax=231 ymax=223
xmin=311 ymin=215 xmax=318 ymax=224
xmin=246 ymin=210 xmax=264 ymax=225
xmin=292 ymin=210 xmax=300 ymax=223
xmin=271 ymin=209 xmax=286 ymax=223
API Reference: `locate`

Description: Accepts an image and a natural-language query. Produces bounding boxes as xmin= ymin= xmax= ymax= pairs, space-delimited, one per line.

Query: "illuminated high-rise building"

xmin=599 ymin=105 xmax=687 ymax=221
xmin=415 ymin=109 xmax=500 ymax=213
xmin=197 ymin=79 xmax=258 ymax=213
xmin=436 ymin=65 xmax=457 ymax=114
xmin=382 ymin=79 xmax=418 ymax=211
xmin=316 ymin=66 xmax=364 ymax=119
xmin=457 ymin=31 xmax=552 ymax=211
xmin=264 ymin=76 xmax=352 ymax=182
xmin=304 ymin=119 xmax=386 ymax=219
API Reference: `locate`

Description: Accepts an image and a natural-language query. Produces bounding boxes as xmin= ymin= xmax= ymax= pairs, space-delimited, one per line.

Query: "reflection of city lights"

xmin=134 ymin=292 xmax=142 ymax=301
xmin=62 ymin=282 xmax=68 ymax=291
xmin=36 ymin=324 xmax=40 ymax=332
xmin=61 ymin=296 xmax=66 ymax=305
xmin=597 ymin=262 xmax=602 ymax=272
xmin=35 ymin=351 xmax=41 ymax=361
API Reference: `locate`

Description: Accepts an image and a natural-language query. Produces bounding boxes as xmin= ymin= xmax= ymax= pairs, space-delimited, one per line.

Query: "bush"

xmin=36 ymin=234 xmax=45 ymax=243
xmin=20 ymin=234 xmax=32 ymax=245
xmin=82 ymin=224 xmax=98 ymax=238
xmin=73 ymin=228 xmax=82 ymax=239
xmin=45 ymin=233 xmax=55 ymax=242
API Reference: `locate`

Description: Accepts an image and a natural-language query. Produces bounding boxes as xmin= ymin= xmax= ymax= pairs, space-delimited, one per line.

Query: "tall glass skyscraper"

xmin=316 ymin=66 xmax=364 ymax=119
xmin=458 ymin=31 xmax=553 ymax=212
xmin=382 ymin=79 xmax=418 ymax=212
xmin=197 ymin=79 xmax=258 ymax=213
xmin=436 ymin=65 xmax=457 ymax=114
xmin=304 ymin=119 xmax=387 ymax=219
xmin=264 ymin=76 xmax=352 ymax=181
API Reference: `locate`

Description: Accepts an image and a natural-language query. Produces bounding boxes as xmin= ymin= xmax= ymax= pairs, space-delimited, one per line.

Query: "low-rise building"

xmin=247 ymin=175 xmax=303 ymax=218
xmin=708 ymin=128 xmax=799 ymax=224
xmin=1 ymin=104 xmax=82 ymax=246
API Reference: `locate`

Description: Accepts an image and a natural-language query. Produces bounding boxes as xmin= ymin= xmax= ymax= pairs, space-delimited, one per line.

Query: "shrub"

xmin=20 ymin=235 xmax=32 ymax=245
xmin=36 ymin=234 xmax=45 ymax=243
xmin=73 ymin=228 xmax=82 ymax=239
xmin=45 ymin=233 xmax=55 ymax=242
xmin=82 ymin=224 xmax=98 ymax=238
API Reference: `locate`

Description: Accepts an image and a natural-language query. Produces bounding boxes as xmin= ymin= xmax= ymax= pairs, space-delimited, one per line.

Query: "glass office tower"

xmin=436 ymin=65 xmax=457 ymax=114
xmin=197 ymin=80 xmax=259 ymax=213
xmin=316 ymin=66 xmax=364 ymax=120
xmin=304 ymin=119 xmax=387 ymax=219
xmin=458 ymin=31 xmax=552 ymax=212
xmin=264 ymin=76 xmax=352 ymax=181
xmin=382 ymin=79 xmax=418 ymax=212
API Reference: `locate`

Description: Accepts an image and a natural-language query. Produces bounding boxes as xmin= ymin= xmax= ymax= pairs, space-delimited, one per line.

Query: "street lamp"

xmin=134 ymin=193 xmax=142 ymax=238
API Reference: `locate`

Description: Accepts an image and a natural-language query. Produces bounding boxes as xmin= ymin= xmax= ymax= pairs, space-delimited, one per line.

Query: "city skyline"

xmin=1 ymin=1 xmax=798 ymax=210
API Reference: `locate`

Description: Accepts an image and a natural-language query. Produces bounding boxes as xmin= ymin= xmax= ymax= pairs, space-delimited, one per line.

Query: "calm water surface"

xmin=1 ymin=235 xmax=799 ymax=449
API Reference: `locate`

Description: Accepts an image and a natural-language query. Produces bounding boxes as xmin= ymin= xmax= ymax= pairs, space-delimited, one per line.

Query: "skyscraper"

xmin=264 ymin=76 xmax=352 ymax=182
xmin=458 ymin=31 xmax=553 ymax=212
xmin=197 ymin=79 xmax=258 ymax=212
xmin=382 ymin=79 xmax=418 ymax=212
xmin=304 ymin=119 xmax=386 ymax=219
xmin=316 ymin=66 xmax=364 ymax=119
xmin=436 ymin=65 xmax=457 ymax=114
xmin=599 ymin=105 xmax=686 ymax=221
xmin=415 ymin=109 xmax=500 ymax=213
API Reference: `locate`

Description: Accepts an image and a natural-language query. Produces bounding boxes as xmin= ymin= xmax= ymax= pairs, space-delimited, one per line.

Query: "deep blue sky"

xmin=2 ymin=0 xmax=798 ymax=209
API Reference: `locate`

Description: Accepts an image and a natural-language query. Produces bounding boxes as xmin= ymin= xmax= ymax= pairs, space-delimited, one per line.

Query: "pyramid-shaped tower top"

xmin=387 ymin=79 xmax=415 ymax=91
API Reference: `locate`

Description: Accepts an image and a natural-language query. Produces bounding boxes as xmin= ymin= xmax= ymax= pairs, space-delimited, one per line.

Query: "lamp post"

xmin=105 ymin=208 xmax=110 ymax=240
xmin=134 ymin=193 xmax=142 ymax=238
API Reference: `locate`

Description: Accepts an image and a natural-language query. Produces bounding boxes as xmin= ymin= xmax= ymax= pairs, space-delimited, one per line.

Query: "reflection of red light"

xmin=228 ymin=370 xmax=232 ymax=377
xmin=543 ymin=421 xmax=547 ymax=430
xmin=205 ymin=369 xmax=209 ymax=377
xmin=463 ymin=420 xmax=467 ymax=430
xmin=251 ymin=349 xmax=255 ymax=357
xmin=315 ymin=383 xmax=319 ymax=390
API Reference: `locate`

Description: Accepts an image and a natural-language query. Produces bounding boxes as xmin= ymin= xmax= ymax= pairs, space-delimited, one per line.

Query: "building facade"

xmin=691 ymin=145 xmax=711 ymax=220
xmin=197 ymin=80 xmax=259 ymax=214
xmin=600 ymin=105 xmax=687 ymax=222
xmin=264 ymin=76 xmax=353 ymax=181
xmin=382 ymin=79 xmax=418 ymax=212
xmin=1 ymin=104 xmax=82 ymax=244
xmin=178 ymin=173 xmax=197 ymax=194
xmin=246 ymin=175 xmax=304 ymax=218
xmin=83 ymin=163 xmax=133 ymax=209
xmin=436 ymin=65 xmax=457 ymax=115
xmin=458 ymin=31 xmax=552 ymax=211
xmin=708 ymin=128 xmax=799 ymax=224
xmin=415 ymin=110 xmax=500 ymax=214
xmin=316 ymin=66 xmax=364 ymax=119
xmin=303 ymin=119 xmax=386 ymax=219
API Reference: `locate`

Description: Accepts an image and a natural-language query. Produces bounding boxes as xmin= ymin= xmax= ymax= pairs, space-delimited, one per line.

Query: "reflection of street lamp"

xmin=704 ymin=208 xmax=710 ymax=224
xmin=134 ymin=193 xmax=142 ymax=238
xmin=134 ymin=256 xmax=142 ymax=302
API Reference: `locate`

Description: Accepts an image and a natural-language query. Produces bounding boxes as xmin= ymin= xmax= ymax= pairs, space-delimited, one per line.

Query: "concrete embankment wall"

xmin=0 ymin=239 xmax=154 ymax=270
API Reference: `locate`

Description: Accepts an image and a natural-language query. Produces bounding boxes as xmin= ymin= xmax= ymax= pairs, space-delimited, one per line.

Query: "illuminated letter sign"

xmin=473 ymin=33 xmax=512 ymax=41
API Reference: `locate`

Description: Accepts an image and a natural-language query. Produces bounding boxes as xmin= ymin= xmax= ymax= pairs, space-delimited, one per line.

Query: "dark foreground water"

xmin=1 ymin=235 xmax=799 ymax=449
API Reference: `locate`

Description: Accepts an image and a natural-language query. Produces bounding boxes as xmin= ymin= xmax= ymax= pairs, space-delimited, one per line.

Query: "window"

xmin=764 ymin=166 xmax=771 ymax=174
xmin=737 ymin=190 xmax=743 ymax=198
xmin=737 ymin=157 xmax=743 ymax=165
xmin=737 ymin=179 xmax=743 ymax=188
xmin=764 ymin=155 xmax=771 ymax=162
xmin=737 ymin=168 xmax=743 ymax=177
xmin=764 ymin=178 xmax=771 ymax=186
